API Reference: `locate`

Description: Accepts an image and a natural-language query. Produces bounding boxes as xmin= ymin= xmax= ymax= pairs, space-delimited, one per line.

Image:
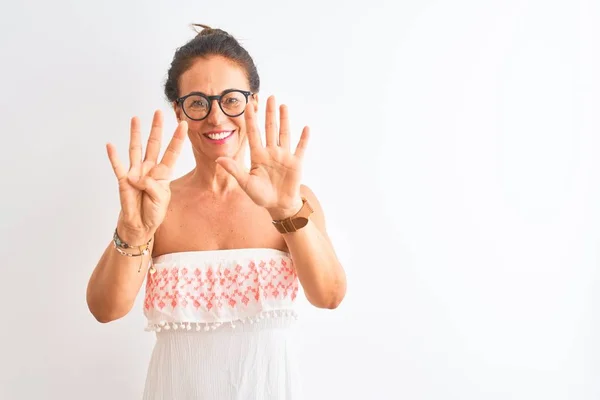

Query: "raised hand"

xmin=106 ymin=110 xmax=187 ymax=243
xmin=215 ymin=96 xmax=309 ymax=220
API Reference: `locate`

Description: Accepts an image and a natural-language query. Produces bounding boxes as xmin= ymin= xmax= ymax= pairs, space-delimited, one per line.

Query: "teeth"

xmin=206 ymin=131 xmax=233 ymax=140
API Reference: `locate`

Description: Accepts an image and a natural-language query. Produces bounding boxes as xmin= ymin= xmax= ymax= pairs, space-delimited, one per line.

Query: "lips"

xmin=203 ymin=130 xmax=235 ymax=144
xmin=204 ymin=130 xmax=234 ymax=141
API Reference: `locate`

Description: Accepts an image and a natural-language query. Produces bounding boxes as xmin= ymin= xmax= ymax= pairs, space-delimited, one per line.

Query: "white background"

xmin=1 ymin=0 xmax=599 ymax=399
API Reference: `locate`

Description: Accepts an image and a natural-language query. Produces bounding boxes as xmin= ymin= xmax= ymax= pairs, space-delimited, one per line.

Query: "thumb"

xmin=136 ymin=175 xmax=168 ymax=203
xmin=215 ymin=157 xmax=249 ymax=188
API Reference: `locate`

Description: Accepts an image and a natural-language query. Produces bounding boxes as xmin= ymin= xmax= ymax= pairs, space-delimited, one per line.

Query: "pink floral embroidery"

xmin=144 ymin=257 xmax=298 ymax=311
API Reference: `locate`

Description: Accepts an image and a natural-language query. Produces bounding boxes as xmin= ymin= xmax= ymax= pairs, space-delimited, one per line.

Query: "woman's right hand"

xmin=106 ymin=110 xmax=187 ymax=244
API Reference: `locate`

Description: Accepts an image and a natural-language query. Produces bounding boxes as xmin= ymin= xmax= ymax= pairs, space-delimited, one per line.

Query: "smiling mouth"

xmin=203 ymin=130 xmax=234 ymax=141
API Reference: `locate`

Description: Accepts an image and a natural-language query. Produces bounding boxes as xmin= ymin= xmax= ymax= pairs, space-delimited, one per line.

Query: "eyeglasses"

xmin=176 ymin=89 xmax=254 ymax=121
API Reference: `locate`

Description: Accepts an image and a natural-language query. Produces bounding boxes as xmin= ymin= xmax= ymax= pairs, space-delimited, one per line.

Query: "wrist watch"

xmin=272 ymin=197 xmax=314 ymax=234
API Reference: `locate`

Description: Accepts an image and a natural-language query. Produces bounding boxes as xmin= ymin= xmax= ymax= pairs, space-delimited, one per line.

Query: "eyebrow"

xmin=185 ymin=88 xmax=248 ymax=97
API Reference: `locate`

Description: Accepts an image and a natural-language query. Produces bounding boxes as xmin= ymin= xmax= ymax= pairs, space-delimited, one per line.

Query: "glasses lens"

xmin=220 ymin=91 xmax=247 ymax=116
xmin=183 ymin=95 xmax=210 ymax=120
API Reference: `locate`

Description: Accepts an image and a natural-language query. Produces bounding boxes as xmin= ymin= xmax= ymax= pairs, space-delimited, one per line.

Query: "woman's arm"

xmin=273 ymin=185 xmax=347 ymax=309
xmin=87 ymin=113 xmax=186 ymax=323
xmin=86 ymin=226 xmax=154 ymax=323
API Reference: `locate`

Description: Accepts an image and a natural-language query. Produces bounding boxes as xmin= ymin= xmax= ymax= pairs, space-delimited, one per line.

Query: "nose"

xmin=206 ymin=99 xmax=226 ymax=125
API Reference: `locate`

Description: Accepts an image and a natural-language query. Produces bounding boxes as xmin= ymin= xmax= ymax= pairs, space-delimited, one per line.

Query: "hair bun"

xmin=191 ymin=23 xmax=230 ymax=38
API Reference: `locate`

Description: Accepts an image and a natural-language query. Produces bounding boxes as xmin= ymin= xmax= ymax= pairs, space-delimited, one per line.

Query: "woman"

xmin=86 ymin=24 xmax=347 ymax=399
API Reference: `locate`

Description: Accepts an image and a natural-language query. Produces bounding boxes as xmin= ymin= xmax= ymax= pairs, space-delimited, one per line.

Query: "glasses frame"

xmin=176 ymin=89 xmax=254 ymax=121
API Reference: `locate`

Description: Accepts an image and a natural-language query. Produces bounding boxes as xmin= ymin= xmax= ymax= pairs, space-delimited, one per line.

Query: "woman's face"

xmin=174 ymin=55 xmax=257 ymax=162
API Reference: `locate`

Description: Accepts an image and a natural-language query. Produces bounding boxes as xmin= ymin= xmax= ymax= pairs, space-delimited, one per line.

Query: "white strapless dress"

xmin=141 ymin=248 xmax=304 ymax=399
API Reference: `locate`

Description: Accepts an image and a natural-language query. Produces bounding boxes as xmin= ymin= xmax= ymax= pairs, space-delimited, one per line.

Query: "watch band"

xmin=272 ymin=197 xmax=314 ymax=234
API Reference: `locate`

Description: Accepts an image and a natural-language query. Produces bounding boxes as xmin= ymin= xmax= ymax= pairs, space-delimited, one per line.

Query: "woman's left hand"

xmin=215 ymin=95 xmax=309 ymax=220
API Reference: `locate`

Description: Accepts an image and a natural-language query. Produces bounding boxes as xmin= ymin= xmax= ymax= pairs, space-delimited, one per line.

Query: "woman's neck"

xmin=186 ymin=151 xmax=247 ymax=194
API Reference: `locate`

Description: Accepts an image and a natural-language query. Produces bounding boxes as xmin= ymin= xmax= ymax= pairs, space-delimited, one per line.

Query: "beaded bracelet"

xmin=113 ymin=228 xmax=155 ymax=273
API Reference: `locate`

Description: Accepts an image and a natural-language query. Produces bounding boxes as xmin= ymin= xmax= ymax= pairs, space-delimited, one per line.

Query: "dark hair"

xmin=164 ymin=24 xmax=260 ymax=103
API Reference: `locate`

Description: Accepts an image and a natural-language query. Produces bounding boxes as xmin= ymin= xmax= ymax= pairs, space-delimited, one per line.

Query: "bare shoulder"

xmin=168 ymin=171 xmax=193 ymax=193
xmin=300 ymin=184 xmax=327 ymax=233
